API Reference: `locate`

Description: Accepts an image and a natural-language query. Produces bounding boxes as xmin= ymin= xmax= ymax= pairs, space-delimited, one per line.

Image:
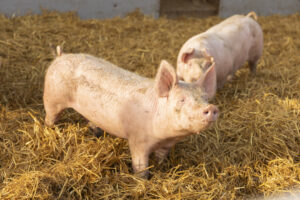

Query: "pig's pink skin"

xmin=177 ymin=13 xmax=263 ymax=91
xmin=44 ymin=53 xmax=218 ymax=178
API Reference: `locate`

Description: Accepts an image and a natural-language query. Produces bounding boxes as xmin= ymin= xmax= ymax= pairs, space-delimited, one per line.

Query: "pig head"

xmin=176 ymin=12 xmax=263 ymax=97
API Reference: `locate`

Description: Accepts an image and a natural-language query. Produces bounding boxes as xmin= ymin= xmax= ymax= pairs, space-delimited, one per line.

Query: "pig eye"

xmin=180 ymin=97 xmax=185 ymax=103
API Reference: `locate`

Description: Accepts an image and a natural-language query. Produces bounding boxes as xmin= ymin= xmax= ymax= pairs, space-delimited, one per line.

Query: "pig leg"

xmin=44 ymin=102 xmax=66 ymax=127
xmin=248 ymin=60 xmax=258 ymax=75
xmin=217 ymin=79 xmax=227 ymax=89
xmin=44 ymin=90 xmax=67 ymax=127
xmin=88 ymin=121 xmax=104 ymax=138
xmin=155 ymin=147 xmax=170 ymax=164
xmin=248 ymin=52 xmax=261 ymax=75
xmin=155 ymin=139 xmax=179 ymax=164
xmin=128 ymin=139 xmax=151 ymax=178
xmin=44 ymin=74 xmax=69 ymax=127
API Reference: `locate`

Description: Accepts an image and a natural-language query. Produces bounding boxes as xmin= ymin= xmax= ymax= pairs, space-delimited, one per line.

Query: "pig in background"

xmin=251 ymin=190 xmax=300 ymax=200
xmin=176 ymin=11 xmax=263 ymax=97
xmin=43 ymin=46 xmax=218 ymax=178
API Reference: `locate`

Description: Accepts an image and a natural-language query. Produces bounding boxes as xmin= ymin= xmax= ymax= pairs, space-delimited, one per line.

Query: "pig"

xmin=176 ymin=11 xmax=263 ymax=93
xmin=43 ymin=47 xmax=218 ymax=178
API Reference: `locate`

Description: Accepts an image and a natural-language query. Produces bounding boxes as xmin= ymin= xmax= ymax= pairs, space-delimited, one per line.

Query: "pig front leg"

xmin=128 ymin=139 xmax=151 ymax=179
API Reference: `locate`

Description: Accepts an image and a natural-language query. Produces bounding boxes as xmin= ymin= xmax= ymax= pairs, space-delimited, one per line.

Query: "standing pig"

xmin=44 ymin=47 xmax=218 ymax=178
xmin=177 ymin=11 xmax=263 ymax=92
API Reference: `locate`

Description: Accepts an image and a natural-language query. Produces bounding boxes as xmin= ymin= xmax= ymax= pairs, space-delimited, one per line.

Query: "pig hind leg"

xmin=44 ymin=98 xmax=67 ymax=127
xmin=155 ymin=147 xmax=170 ymax=164
xmin=43 ymin=73 xmax=71 ymax=127
xmin=248 ymin=46 xmax=262 ymax=75
xmin=88 ymin=121 xmax=104 ymax=137
xmin=248 ymin=59 xmax=258 ymax=75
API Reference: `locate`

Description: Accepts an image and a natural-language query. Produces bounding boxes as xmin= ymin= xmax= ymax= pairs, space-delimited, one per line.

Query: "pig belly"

xmin=203 ymin=39 xmax=234 ymax=86
xmin=70 ymin=85 xmax=128 ymax=139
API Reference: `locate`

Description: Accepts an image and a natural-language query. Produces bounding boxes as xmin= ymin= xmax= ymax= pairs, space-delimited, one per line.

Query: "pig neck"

xmin=142 ymin=85 xmax=188 ymax=142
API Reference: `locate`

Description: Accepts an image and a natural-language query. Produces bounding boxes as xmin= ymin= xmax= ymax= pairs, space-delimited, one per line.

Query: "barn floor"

xmin=0 ymin=10 xmax=299 ymax=199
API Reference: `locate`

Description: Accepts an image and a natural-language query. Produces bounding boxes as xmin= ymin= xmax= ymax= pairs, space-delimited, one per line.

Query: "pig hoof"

xmin=45 ymin=123 xmax=54 ymax=128
xmin=45 ymin=118 xmax=55 ymax=128
xmin=135 ymin=170 xmax=149 ymax=179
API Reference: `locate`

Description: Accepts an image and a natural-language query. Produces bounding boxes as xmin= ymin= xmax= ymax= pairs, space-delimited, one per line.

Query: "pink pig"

xmin=43 ymin=47 xmax=218 ymax=178
xmin=177 ymin=12 xmax=263 ymax=92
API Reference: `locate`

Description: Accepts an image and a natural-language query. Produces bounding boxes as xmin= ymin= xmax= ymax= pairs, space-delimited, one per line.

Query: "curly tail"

xmin=247 ymin=11 xmax=258 ymax=20
xmin=56 ymin=46 xmax=62 ymax=56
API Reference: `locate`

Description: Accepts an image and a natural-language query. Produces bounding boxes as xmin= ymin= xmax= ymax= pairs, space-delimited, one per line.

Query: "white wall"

xmin=219 ymin=0 xmax=300 ymax=18
xmin=0 ymin=0 xmax=160 ymax=19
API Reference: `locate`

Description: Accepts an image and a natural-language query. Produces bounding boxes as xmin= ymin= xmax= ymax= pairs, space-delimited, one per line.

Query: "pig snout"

xmin=201 ymin=104 xmax=218 ymax=122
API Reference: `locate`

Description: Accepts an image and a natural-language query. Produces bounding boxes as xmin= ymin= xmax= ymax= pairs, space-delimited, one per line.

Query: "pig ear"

xmin=196 ymin=63 xmax=216 ymax=100
xmin=155 ymin=60 xmax=178 ymax=97
xmin=181 ymin=48 xmax=195 ymax=63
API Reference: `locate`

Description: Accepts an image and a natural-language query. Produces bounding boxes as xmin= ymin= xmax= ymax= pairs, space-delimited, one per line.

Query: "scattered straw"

xmin=0 ymin=10 xmax=299 ymax=199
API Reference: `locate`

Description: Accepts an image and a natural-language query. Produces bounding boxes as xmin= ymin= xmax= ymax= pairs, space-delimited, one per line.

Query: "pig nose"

xmin=202 ymin=104 xmax=218 ymax=121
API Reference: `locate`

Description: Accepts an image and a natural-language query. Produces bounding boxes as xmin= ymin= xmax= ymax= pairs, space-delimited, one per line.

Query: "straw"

xmin=0 ymin=10 xmax=299 ymax=199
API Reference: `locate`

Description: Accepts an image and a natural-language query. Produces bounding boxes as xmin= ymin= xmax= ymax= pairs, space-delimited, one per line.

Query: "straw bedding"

xmin=0 ymin=10 xmax=299 ymax=199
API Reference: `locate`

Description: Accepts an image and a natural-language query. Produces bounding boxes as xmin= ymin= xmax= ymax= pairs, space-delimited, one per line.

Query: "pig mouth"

xmin=200 ymin=117 xmax=217 ymax=124
xmin=195 ymin=119 xmax=216 ymax=134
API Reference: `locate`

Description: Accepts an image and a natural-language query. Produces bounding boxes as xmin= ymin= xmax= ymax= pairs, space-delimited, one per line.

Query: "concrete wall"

xmin=0 ymin=0 xmax=299 ymax=19
xmin=219 ymin=0 xmax=300 ymax=18
xmin=0 ymin=0 xmax=160 ymax=19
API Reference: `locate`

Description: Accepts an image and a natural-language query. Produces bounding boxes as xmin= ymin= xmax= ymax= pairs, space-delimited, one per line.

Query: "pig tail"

xmin=56 ymin=46 xmax=62 ymax=56
xmin=247 ymin=11 xmax=258 ymax=21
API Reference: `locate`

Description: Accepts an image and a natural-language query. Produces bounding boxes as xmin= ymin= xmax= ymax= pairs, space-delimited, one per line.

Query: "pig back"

xmin=50 ymin=53 xmax=154 ymax=138
xmin=206 ymin=15 xmax=262 ymax=68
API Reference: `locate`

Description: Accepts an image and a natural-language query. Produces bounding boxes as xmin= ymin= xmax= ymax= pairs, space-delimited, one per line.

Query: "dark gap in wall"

xmin=160 ymin=0 xmax=220 ymax=18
